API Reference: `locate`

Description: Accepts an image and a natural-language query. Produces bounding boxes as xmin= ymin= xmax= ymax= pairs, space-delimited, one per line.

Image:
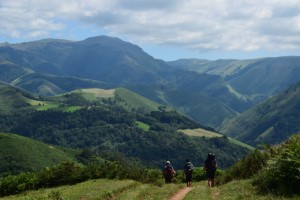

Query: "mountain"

xmin=0 ymin=81 xmax=39 ymax=114
xmin=5 ymin=36 xmax=170 ymax=85
xmin=2 ymin=36 xmax=300 ymax=128
xmin=0 ymin=60 xmax=33 ymax=83
xmin=13 ymin=73 xmax=114 ymax=96
xmin=219 ymin=82 xmax=300 ymax=145
xmin=0 ymin=133 xmax=78 ymax=174
xmin=0 ymin=36 xmax=259 ymax=128
xmin=168 ymin=57 xmax=300 ymax=96
xmin=127 ymin=84 xmax=240 ymax=127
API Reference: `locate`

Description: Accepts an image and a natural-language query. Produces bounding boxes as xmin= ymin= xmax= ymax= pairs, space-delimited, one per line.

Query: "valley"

xmin=1 ymin=35 xmax=300 ymax=199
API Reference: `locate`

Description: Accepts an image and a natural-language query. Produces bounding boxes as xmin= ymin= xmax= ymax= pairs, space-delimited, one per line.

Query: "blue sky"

xmin=1 ymin=0 xmax=300 ymax=61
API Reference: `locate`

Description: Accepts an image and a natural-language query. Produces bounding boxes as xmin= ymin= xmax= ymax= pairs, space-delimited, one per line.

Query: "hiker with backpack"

xmin=163 ymin=161 xmax=176 ymax=183
xmin=204 ymin=153 xmax=217 ymax=187
xmin=183 ymin=159 xmax=194 ymax=187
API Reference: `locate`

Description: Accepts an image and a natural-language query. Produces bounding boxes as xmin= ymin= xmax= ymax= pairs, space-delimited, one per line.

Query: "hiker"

xmin=204 ymin=153 xmax=217 ymax=187
xmin=183 ymin=159 xmax=194 ymax=187
xmin=163 ymin=161 xmax=176 ymax=183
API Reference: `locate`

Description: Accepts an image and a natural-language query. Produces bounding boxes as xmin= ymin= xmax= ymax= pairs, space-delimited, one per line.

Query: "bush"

xmin=37 ymin=161 xmax=86 ymax=187
xmin=253 ymin=135 xmax=300 ymax=195
xmin=217 ymin=149 xmax=266 ymax=184
xmin=0 ymin=172 xmax=37 ymax=196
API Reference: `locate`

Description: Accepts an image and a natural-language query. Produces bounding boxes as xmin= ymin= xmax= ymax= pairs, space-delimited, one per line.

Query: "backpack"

xmin=164 ymin=165 xmax=174 ymax=176
xmin=205 ymin=159 xmax=217 ymax=171
xmin=185 ymin=162 xmax=194 ymax=174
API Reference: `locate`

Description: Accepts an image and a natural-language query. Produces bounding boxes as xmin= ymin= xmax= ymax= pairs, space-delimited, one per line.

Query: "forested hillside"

xmin=219 ymin=82 xmax=300 ymax=145
xmin=0 ymin=85 xmax=250 ymax=170
xmin=0 ymin=106 xmax=249 ymax=169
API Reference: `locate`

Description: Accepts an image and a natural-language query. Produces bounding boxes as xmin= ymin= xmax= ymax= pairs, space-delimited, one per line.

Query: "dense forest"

xmin=0 ymin=98 xmax=249 ymax=169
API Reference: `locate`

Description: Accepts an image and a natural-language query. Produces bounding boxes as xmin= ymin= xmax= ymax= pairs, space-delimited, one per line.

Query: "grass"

xmin=184 ymin=182 xmax=211 ymax=200
xmin=35 ymin=103 xmax=82 ymax=112
xmin=179 ymin=128 xmax=223 ymax=138
xmin=0 ymin=133 xmax=78 ymax=173
xmin=228 ymin=138 xmax=255 ymax=150
xmin=180 ymin=128 xmax=255 ymax=150
xmin=135 ymin=121 xmax=150 ymax=131
xmin=73 ymin=88 xmax=115 ymax=100
xmin=115 ymin=88 xmax=160 ymax=112
xmin=185 ymin=180 xmax=300 ymax=200
xmin=212 ymin=179 xmax=300 ymax=200
xmin=2 ymin=178 xmax=300 ymax=200
xmin=1 ymin=179 xmax=184 ymax=200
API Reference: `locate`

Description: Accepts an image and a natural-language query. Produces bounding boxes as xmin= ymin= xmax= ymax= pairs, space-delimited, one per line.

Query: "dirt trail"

xmin=168 ymin=187 xmax=193 ymax=200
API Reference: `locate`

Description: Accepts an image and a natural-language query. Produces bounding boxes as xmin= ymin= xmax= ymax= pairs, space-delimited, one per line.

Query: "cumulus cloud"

xmin=1 ymin=0 xmax=300 ymax=53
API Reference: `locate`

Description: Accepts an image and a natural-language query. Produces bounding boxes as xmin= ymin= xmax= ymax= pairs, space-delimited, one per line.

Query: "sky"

xmin=1 ymin=0 xmax=300 ymax=61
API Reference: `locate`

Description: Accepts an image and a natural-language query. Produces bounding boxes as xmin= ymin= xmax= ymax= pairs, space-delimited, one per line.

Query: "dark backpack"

xmin=205 ymin=159 xmax=217 ymax=171
xmin=185 ymin=162 xmax=194 ymax=174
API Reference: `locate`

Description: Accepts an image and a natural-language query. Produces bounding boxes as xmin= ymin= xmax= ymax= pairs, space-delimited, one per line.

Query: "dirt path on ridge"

xmin=168 ymin=187 xmax=193 ymax=200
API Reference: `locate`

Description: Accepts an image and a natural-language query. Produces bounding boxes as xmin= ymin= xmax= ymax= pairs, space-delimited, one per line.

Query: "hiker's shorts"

xmin=186 ymin=173 xmax=192 ymax=182
xmin=207 ymin=170 xmax=216 ymax=179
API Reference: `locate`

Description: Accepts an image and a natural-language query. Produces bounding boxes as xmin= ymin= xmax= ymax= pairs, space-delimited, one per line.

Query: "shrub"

xmin=0 ymin=172 xmax=37 ymax=196
xmin=37 ymin=161 xmax=86 ymax=187
xmin=253 ymin=135 xmax=300 ymax=195
xmin=217 ymin=149 xmax=267 ymax=184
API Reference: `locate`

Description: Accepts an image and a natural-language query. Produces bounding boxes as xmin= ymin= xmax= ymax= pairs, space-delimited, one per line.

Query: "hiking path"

xmin=168 ymin=187 xmax=193 ymax=200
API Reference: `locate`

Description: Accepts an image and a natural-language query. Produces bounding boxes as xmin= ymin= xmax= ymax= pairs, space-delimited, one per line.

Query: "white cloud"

xmin=1 ymin=0 xmax=300 ymax=53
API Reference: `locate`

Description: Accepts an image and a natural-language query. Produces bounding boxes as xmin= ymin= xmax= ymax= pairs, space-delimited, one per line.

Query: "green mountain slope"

xmin=219 ymin=83 xmax=300 ymax=145
xmin=8 ymin=36 xmax=170 ymax=85
xmin=13 ymin=73 xmax=114 ymax=96
xmin=0 ymin=60 xmax=33 ymax=83
xmin=114 ymin=88 xmax=162 ymax=112
xmin=127 ymin=84 xmax=240 ymax=127
xmin=0 ymin=87 xmax=250 ymax=169
xmin=0 ymin=81 xmax=40 ymax=114
xmin=168 ymin=57 xmax=300 ymax=95
xmin=42 ymin=87 xmax=162 ymax=113
xmin=0 ymin=133 xmax=78 ymax=174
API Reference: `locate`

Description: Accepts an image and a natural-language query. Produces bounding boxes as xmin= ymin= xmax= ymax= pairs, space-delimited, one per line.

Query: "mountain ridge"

xmin=1 ymin=35 xmax=300 ymax=130
xmin=219 ymin=82 xmax=300 ymax=145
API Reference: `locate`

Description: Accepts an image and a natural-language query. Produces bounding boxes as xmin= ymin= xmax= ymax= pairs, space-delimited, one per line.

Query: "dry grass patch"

xmin=179 ymin=128 xmax=222 ymax=138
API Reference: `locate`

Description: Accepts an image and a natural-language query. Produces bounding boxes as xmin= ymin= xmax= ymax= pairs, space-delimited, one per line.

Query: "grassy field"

xmin=179 ymin=128 xmax=255 ymax=150
xmin=115 ymin=88 xmax=161 ymax=112
xmin=2 ymin=179 xmax=298 ymax=200
xmin=179 ymin=128 xmax=223 ymax=138
xmin=73 ymin=88 xmax=115 ymax=100
xmin=1 ymin=179 xmax=183 ymax=200
xmin=34 ymin=87 xmax=162 ymax=113
xmin=0 ymin=133 xmax=78 ymax=173
xmin=135 ymin=121 xmax=150 ymax=131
